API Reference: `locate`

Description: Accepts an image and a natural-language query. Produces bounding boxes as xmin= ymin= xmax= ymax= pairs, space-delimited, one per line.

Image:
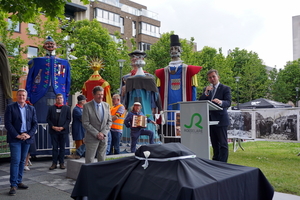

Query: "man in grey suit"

xmin=82 ymin=86 xmax=112 ymax=163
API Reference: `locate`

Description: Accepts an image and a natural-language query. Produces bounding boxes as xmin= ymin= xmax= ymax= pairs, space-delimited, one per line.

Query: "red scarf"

xmin=55 ymin=103 xmax=63 ymax=108
xmin=76 ymin=104 xmax=83 ymax=108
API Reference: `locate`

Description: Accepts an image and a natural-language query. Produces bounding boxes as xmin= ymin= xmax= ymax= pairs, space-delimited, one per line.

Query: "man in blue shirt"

xmin=5 ymin=89 xmax=38 ymax=195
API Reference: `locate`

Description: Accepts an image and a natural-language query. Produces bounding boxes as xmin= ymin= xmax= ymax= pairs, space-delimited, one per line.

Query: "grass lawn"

xmin=227 ymin=141 xmax=300 ymax=196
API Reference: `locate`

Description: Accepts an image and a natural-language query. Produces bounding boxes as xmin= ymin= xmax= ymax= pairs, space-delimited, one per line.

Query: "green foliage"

xmin=229 ymin=48 xmax=270 ymax=104
xmin=65 ymin=19 xmax=130 ymax=94
xmin=0 ymin=0 xmax=89 ymax=22
xmin=272 ymin=60 xmax=300 ymax=104
xmin=0 ymin=14 xmax=28 ymax=90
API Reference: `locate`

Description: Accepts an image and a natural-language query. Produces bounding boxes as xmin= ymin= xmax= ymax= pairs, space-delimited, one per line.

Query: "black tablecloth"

xmin=71 ymin=143 xmax=274 ymax=200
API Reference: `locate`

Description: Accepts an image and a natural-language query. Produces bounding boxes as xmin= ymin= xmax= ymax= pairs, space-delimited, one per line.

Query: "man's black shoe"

xmin=17 ymin=183 xmax=28 ymax=189
xmin=9 ymin=187 xmax=17 ymax=195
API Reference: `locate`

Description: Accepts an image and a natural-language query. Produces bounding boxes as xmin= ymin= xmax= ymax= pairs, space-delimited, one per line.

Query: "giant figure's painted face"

xmin=170 ymin=46 xmax=182 ymax=58
xmin=43 ymin=41 xmax=57 ymax=52
xmin=130 ymin=54 xmax=145 ymax=67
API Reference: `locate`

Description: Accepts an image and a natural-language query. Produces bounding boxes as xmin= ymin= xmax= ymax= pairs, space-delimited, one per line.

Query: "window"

xmin=139 ymin=22 xmax=160 ymax=38
xmin=139 ymin=42 xmax=151 ymax=51
xmin=27 ymin=46 xmax=38 ymax=58
xmin=110 ymin=34 xmax=122 ymax=43
xmin=7 ymin=18 xmax=20 ymax=32
xmin=28 ymin=23 xmax=38 ymax=35
xmin=120 ymin=17 xmax=124 ymax=34
xmin=7 ymin=46 xmax=19 ymax=57
xmin=132 ymin=21 xmax=136 ymax=37
xmin=103 ymin=10 xmax=108 ymax=19
xmin=94 ymin=8 xmax=120 ymax=27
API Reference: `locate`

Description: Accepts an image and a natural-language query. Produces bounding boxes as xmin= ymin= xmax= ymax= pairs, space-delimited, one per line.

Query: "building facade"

xmin=292 ymin=15 xmax=300 ymax=61
xmin=90 ymin=0 xmax=161 ymax=51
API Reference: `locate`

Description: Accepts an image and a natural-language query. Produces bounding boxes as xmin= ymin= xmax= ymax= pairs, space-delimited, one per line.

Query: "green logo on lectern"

xmin=184 ymin=113 xmax=203 ymax=129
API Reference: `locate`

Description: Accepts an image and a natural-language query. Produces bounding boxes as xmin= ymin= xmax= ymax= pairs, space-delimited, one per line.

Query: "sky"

xmin=133 ymin=0 xmax=300 ymax=69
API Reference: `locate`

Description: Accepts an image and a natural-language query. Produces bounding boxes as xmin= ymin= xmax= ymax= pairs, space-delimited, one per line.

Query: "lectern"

xmin=179 ymin=100 xmax=222 ymax=159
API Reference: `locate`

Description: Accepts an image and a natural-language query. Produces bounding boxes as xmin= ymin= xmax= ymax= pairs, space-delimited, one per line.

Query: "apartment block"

xmin=90 ymin=0 xmax=161 ymax=51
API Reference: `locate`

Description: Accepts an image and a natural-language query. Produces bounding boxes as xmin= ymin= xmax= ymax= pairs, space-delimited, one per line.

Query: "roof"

xmin=236 ymin=98 xmax=292 ymax=109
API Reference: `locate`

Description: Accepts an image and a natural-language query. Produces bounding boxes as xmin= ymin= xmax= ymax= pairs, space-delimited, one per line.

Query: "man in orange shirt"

xmin=109 ymin=94 xmax=125 ymax=154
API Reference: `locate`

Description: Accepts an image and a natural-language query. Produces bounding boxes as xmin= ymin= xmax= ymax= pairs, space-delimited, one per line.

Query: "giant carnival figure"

xmin=25 ymin=36 xmax=71 ymax=155
xmin=120 ymin=50 xmax=153 ymax=103
xmin=123 ymin=50 xmax=162 ymax=147
xmin=0 ymin=43 xmax=13 ymax=124
xmin=82 ymin=58 xmax=112 ymax=107
xmin=155 ymin=35 xmax=202 ymax=141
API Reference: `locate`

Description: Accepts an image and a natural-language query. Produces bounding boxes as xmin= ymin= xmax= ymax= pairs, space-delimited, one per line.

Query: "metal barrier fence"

xmin=0 ymin=122 xmax=156 ymax=156
xmin=0 ymin=124 xmax=75 ymax=156
xmin=159 ymin=110 xmax=181 ymax=143
xmin=0 ymin=125 xmax=9 ymax=156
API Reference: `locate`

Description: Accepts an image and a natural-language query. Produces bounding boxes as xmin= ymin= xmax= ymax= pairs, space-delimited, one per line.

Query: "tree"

xmin=190 ymin=47 xmax=234 ymax=98
xmin=0 ymin=0 xmax=89 ymax=22
xmin=229 ymin=48 xmax=270 ymax=103
xmin=65 ymin=19 xmax=130 ymax=94
xmin=272 ymin=60 xmax=300 ymax=104
xmin=0 ymin=13 xmax=28 ymax=90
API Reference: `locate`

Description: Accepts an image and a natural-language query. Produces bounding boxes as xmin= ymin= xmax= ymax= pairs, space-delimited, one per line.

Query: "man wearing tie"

xmin=199 ymin=69 xmax=231 ymax=162
xmin=82 ymin=86 xmax=112 ymax=163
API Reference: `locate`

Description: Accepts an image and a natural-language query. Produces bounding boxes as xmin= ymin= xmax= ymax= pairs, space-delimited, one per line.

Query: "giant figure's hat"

xmin=170 ymin=34 xmax=181 ymax=47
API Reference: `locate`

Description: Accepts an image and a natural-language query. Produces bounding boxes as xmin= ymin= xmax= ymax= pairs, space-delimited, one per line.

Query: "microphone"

xmin=207 ymin=83 xmax=213 ymax=95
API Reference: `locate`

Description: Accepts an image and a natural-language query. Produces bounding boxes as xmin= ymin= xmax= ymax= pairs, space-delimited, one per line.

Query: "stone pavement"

xmin=0 ymin=156 xmax=300 ymax=200
xmin=0 ymin=157 xmax=73 ymax=200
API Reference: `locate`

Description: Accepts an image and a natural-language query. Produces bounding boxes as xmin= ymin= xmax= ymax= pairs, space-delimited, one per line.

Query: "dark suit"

xmin=47 ymin=105 xmax=71 ymax=164
xmin=72 ymin=105 xmax=85 ymax=149
xmin=199 ymin=83 xmax=231 ymax=162
xmin=5 ymin=102 xmax=38 ymax=188
xmin=5 ymin=102 xmax=38 ymax=144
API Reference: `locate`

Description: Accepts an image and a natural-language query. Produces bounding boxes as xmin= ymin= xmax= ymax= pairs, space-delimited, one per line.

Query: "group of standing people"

xmin=4 ymin=89 xmax=74 ymax=195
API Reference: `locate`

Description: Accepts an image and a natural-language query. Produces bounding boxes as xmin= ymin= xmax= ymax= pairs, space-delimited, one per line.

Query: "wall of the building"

xmin=72 ymin=0 xmax=90 ymax=20
xmin=292 ymin=15 xmax=300 ymax=61
xmin=90 ymin=0 xmax=160 ymax=50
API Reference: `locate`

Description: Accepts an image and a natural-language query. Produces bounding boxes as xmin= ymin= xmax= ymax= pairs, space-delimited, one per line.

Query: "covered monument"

xmin=71 ymin=143 xmax=274 ymax=200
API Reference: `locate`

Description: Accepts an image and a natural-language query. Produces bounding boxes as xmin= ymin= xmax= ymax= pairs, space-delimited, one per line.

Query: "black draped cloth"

xmin=124 ymin=75 xmax=162 ymax=110
xmin=71 ymin=143 xmax=274 ymax=200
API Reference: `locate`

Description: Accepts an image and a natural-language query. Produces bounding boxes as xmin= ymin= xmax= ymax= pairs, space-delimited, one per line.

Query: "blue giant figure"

xmin=25 ymin=36 xmax=71 ymax=155
xmin=123 ymin=50 xmax=162 ymax=146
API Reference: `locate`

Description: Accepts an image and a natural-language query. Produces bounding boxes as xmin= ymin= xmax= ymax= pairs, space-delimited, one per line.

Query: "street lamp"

xmin=117 ymin=59 xmax=126 ymax=94
xmin=235 ymin=76 xmax=241 ymax=109
xmin=295 ymin=87 xmax=299 ymax=107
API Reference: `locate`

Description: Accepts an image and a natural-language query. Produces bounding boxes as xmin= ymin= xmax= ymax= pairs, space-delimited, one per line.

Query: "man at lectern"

xmin=199 ymin=69 xmax=231 ymax=162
